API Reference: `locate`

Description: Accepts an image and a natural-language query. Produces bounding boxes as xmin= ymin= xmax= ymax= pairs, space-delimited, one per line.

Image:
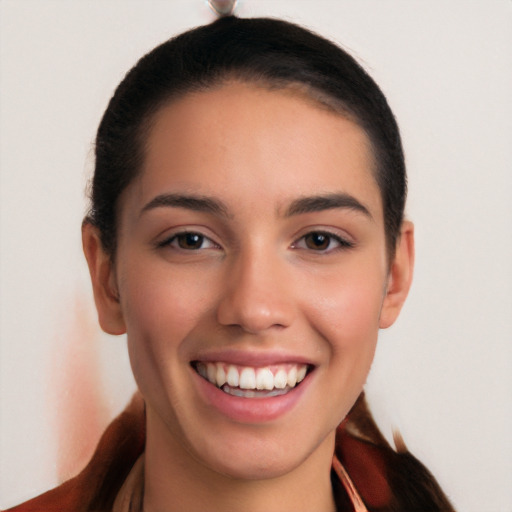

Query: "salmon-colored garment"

xmin=6 ymin=393 xmax=454 ymax=512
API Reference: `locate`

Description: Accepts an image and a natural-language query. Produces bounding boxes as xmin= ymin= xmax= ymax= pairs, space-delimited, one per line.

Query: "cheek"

xmin=292 ymin=262 xmax=386 ymax=427
xmin=118 ymin=263 xmax=216 ymax=381
xmin=303 ymin=261 xmax=386 ymax=355
xmin=120 ymin=259 xmax=213 ymax=332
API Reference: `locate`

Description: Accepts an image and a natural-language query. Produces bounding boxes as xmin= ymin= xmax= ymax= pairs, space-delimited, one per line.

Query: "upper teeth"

xmin=195 ymin=362 xmax=308 ymax=391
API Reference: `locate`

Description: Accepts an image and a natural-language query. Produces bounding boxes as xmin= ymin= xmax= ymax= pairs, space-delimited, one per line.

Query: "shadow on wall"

xmin=49 ymin=293 xmax=111 ymax=483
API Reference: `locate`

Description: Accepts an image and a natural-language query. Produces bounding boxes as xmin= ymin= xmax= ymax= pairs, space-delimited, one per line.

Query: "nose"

xmin=216 ymin=249 xmax=294 ymax=334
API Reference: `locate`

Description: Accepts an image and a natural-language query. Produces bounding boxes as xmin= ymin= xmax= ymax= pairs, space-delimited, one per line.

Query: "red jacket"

xmin=6 ymin=393 xmax=454 ymax=511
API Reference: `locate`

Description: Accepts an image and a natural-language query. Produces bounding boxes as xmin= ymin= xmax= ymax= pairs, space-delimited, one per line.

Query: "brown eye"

xmin=304 ymin=232 xmax=330 ymax=250
xmin=158 ymin=232 xmax=218 ymax=251
xmin=292 ymin=230 xmax=354 ymax=253
xmin=176 ymin=233 xmax=205 ymax=250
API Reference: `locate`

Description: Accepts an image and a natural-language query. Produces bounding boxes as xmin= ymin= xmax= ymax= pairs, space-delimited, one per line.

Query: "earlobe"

xmin=82 ymin=222 xmax=126 ymax=335
xmin=379 ymin=221 xmax=415 ymax=329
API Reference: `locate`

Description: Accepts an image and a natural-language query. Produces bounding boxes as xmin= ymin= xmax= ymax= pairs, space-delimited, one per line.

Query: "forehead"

xmin=127 ymin=82 xmax=382 ymax=221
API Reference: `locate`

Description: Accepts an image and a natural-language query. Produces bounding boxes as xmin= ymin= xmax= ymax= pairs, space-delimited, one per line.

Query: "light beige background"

xmin=1 ymin=1 xmax=511 ymax=510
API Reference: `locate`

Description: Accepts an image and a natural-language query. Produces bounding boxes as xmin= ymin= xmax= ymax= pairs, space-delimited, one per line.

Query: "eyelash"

xmin=157 ymin=230 xmax=353 ymax=254
xmin=156 ymin=231 xmax=220 ymax=251
xmin=291 ymin=230 xmax=354 ymax=253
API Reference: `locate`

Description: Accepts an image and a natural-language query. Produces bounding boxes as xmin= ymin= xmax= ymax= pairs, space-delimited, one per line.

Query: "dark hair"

xmin=87 ymin=15 xmax=406 ymax=258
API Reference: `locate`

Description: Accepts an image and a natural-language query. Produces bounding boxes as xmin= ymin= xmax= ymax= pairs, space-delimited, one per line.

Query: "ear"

xmin=82 ymin=222 xmax=126 ymax=335
xmin=379 ymin=221 xmax=415 ymax=329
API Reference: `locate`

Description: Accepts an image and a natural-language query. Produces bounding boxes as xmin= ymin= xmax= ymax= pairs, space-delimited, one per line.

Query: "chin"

xmin=207 ymin=450 xmax=302 ymax=481
xmin=192 ymin=424 xmax=330 ymax=483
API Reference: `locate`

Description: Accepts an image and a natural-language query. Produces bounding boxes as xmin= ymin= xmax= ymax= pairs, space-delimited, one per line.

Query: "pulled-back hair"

xmin=87 ymin=16 xmax=406 ymax=258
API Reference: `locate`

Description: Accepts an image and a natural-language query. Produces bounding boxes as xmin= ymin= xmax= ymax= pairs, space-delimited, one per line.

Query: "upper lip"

xmin=190 ymin=349 xmax=316 ymax=367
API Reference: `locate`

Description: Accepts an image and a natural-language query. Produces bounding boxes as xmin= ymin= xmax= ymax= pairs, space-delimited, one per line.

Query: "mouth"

xmin=192 ymin=361 xmax=311 ymax=398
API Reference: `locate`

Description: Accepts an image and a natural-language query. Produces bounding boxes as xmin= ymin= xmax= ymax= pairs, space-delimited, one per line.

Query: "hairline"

xmin=95 ymin=74 xmax=394 ymax=262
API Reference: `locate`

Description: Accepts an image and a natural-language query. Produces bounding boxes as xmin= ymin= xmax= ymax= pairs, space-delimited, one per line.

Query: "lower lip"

xmin=192 ymin=369 xmax=311 ymax=423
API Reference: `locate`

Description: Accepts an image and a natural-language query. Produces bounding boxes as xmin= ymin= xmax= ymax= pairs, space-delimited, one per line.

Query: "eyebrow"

xmin=140 ymin=192 xmax=372 ymax=220
xmin=140 ymin=193 xmax=230 ymax=218
xmin=284 ymin=193 xmax=372 ymax=219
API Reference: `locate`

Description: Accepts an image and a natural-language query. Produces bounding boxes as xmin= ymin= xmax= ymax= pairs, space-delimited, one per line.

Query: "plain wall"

xmin=1 ymin=1 xmax=511 ymax=510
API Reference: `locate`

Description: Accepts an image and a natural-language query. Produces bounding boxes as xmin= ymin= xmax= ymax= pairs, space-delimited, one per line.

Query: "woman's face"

xmin=100 ymin=82 xmax=406 ymax=480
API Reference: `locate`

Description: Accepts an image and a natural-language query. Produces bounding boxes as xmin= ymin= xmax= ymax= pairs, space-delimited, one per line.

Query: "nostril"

xmin=215 ymin=256 xmax=295 ymax=333
xmin=217 ymin=299 xmax=292 ymax=334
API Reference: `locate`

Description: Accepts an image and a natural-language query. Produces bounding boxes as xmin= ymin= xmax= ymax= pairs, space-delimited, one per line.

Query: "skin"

xmin=83 ymin=82 xmax=414 ymax=512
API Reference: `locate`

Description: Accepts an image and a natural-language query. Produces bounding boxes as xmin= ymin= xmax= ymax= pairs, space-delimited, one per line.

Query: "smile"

xmin=193 ymin=361 xmax=309 ymax=398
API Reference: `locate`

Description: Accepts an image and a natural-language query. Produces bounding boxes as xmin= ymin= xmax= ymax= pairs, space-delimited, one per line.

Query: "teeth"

xmin=256 ymin=368 xmax=274 ymax=390
xmin=207 ymin=363 xmax=216 ymax=383
xmin=274 ymin=369 xmax=287 ymax=389
xmin=223 ymin=386 xmax=290 ymax=398
xmin=216 ymin=365 xmax=226 ymax=387
xmin=287 ymin=366 xmax=297 ymax=387
xmin=197 ymin=363 xmax=207 ymax=379
xmin=196 ymin=361 xmax=309 ymax=394
xmin=239 ymin=367 xmax=256 ymax=389
xmin=226 ymin=365 xmax=239 ymax=387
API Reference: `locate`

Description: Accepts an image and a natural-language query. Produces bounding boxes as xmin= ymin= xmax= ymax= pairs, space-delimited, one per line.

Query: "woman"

xmin=8 ymin=15 xmax=453 ymax=512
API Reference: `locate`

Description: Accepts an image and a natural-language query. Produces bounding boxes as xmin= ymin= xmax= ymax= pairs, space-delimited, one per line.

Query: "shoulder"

xmin=5 ymin=394 xmax=145 ymax=512
xmin=7 ymin=392 xmax=453 ymax=512
xmin=335 ymin=393 xmax=455 ymax=511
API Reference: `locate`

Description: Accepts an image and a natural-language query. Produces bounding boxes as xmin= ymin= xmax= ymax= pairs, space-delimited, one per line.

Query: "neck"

xmin=142 ymin=407 xmax=337 ymax=512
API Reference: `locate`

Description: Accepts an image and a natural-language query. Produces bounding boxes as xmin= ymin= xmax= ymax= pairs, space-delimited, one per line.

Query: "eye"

xmin=158 ymin=231 xmax=219 ymax=251
xmin=292 ymin=231 xmax=353 ymax=253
